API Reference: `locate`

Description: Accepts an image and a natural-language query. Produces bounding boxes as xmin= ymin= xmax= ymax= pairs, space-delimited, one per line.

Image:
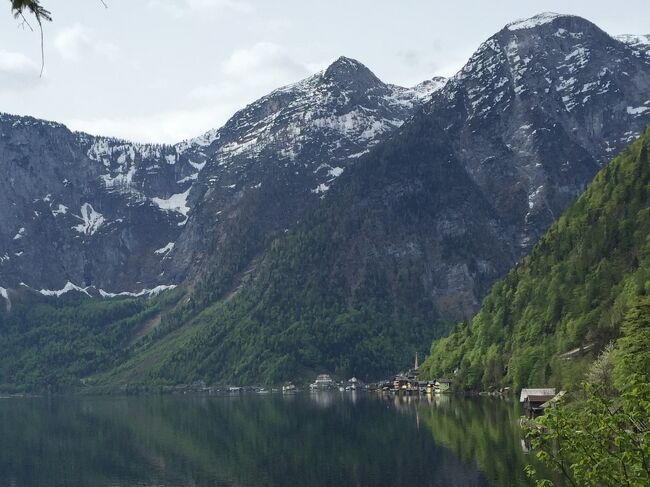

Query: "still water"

xmin=0 ymin=393 xmax=557 ymax=487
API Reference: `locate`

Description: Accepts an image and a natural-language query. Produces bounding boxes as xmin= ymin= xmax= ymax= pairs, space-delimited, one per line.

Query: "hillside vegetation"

xmin=421 ymin=127 xmax=650 ymax=392
xmin=0 ymin=288 xmax=184 ymax=391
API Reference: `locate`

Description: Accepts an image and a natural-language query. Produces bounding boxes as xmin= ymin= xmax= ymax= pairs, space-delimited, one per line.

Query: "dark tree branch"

xmin=10 ymin=1 xmax=52 ymax=76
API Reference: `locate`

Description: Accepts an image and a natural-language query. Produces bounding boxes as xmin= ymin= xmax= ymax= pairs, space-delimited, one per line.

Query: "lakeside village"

xmin=10 ymin=353 xmax=561 ymax=416
xmin=167 ymin=354 xmax=453 ymax=397
xmin=158 ymin=353 xmax=566 ymax=420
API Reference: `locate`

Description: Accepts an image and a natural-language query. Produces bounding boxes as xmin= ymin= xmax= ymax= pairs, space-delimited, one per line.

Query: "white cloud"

xmin=185 ymin=42 xmax=311 ymax=129
xmin=66 ymin=105 xmax=240 ymax=144
xmin=222 ymin=42 xmax=310 ymax=88
xmin=187 ymin=0 xmax=252 ymax=13
xmin=67 ymin=42 xmax=313 ymax=144
xmin=0 ymin=50 xmax=41 ymax=91
xmin=54 ymin=24 xmax=120 ymax=62
xmin=148 ymin=0 xmax=253 ymax=18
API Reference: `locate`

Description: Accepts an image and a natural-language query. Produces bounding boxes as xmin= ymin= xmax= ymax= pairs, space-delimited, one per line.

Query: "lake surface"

xmin=0 ymin=393 xmax=559 ymax=487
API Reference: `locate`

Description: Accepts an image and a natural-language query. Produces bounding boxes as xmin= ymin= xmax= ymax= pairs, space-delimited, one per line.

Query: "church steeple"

xmin=414 ymin=352 xmax=419 ymax=370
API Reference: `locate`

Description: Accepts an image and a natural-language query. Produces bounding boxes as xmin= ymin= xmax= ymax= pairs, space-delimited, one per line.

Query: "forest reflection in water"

xmin=0 ymin=392 xmax=560 ymax=487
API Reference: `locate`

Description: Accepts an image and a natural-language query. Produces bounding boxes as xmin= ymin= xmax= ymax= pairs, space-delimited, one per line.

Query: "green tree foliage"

xmin=526 ymin=384 xmax=650 ymax=487
xmin=104 ymin=238 xmax=439 ymax=385
xmin=0 ymin=287 xmax=184 ymax=391
xmin=524 ymin=301 xmax=650 ymax=487
xmin=421 ymin=126 xmax=650 ymax=392
xmin=613 ymin=296 xmax=650 ymax=390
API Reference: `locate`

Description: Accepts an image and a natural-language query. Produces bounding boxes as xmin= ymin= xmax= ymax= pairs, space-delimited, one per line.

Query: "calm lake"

xmin=0 ymin=393 xmax=560 ymax=487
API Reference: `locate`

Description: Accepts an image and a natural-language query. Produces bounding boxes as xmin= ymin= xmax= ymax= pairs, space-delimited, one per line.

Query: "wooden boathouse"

xmin=520 ymin=388 xmax=556 ymax=418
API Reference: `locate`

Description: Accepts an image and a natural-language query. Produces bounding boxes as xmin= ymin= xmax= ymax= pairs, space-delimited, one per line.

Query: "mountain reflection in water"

xmin=0 ymin=393 xmax=558 ymax=486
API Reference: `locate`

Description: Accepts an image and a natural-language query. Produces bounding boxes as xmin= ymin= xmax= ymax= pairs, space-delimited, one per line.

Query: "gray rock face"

xmin=0 ymin=115 xmax=195 ymax=291
xmin=429 ymin=13 xmax=650 ymax=256
xmin=0 ymin=59 xmax=442 ymax=292
xmin=1 ymin=13 xmax=649 ymax=320
xmin=161 ymin=57 xmax=445 ymax=283
xmin=242 ymin=12 xmax=650 ymax=322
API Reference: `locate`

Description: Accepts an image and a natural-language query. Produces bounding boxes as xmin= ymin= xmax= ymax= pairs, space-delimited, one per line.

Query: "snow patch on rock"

xmin=328 ymin=167 xmax=344 ymax=179
xmin=151 ymin=189 xmax=191 ymax=217
xmin=507 ymin=12 xmax=564 ymax=31
xmin=40 ymin=281 xmax=91 ymax=297
xmin=52 ymin=204 xmax=68 ymax=216
xmin=98 ymin=284 xmax=176 ymax=298
xmin=0 ymin=286 xmax=9 ymax=311
xmin=154 ymin=242 xmax=175 ymax=255
xmin=627 ymin=105 xmax=650 ymax=115
xmin=72 ymin=203 xmax=105 ymax=236
xmin=311 ymin=183 xmax=330 ymax=194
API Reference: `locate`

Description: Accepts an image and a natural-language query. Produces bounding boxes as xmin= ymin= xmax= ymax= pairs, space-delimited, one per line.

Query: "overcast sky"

xmin=1 ymin=0 xmax=648 ymax=144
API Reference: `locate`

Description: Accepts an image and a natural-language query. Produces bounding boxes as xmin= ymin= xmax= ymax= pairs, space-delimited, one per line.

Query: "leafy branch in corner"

xmin=10 ymin=0 xmax=52 ymax=76
xmin=9 ymin=0 xmax=109 ymax=76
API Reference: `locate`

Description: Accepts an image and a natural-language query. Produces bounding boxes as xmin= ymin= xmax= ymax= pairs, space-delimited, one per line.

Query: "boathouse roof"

xmin=520 ymin=388 xmax=556 ymax=402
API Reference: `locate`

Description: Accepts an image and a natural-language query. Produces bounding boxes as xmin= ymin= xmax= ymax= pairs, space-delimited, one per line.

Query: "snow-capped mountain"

xmin=0 ymin=59 xmax=444 ymax=292
xmin=1 ymin=13 xmax=649 ymax=310
xmin=0 ymin=114 xmax=198 ymax=292
xmin=203 ymin=12 xmax=650 ymax=324
xmin=117 ymin=10 xmax=650 ymax=382
xmin=426 ymin=12 xmax=650 ymax=254
xmin=161 ymin=57 xmax=447 ymax=282
xmin=2 ymin=12 xmax=650 ymax=384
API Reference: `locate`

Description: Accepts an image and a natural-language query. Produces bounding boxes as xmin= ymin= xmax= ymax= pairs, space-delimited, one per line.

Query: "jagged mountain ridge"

xmin=99 ymin=13 xmax=650 ymax=383
xmin=426 ymin=12 xmax=650 ymax=253
xmin=259 ymin=12 xmax=650 ymax=321
xmin=1 ymin=13 xmax=650 ymax=384
xmin=0 ymin=59 xmax=444 ymax=292
xmin=164 ymin=57 xmax=445 ymax=282
xmin=169 ymin=14 xmax=650 ymax=312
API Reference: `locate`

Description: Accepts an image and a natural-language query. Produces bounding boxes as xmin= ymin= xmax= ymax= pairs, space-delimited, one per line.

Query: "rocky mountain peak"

xmin=505 ymin=12 xmax=578 ymax=31
xmin=410 ymin=77 xmax=447 ymax=101
xmin=447 ymin=10 xmax=647 ymax=124
xmin=323 ymin=56 xmax=383 ymax=90
xmin=502 ymin=12 xmax=611 ymax=38
xmin=421 ymin=10 xmax=650 ymax=261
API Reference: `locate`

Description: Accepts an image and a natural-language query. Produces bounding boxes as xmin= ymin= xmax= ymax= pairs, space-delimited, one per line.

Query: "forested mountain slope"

xmin=2 ymin=13 xmax=650 ymax=388
xmin=421 ymin=126 xmax=650 ymax=391
xmin=101 ymin=14 xmax=650 ymax=384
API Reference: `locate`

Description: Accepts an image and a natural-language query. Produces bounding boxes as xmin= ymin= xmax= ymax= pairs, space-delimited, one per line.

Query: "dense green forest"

xmin=0 ymin=288 xmax=184 ymax=391
xmin=525 ymin=296 xmax=650 ymax=486
xmin=101 ymin=231 xmax=439 ymax=385
xmin=421 ymin=126 xmax=650 ymax=392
